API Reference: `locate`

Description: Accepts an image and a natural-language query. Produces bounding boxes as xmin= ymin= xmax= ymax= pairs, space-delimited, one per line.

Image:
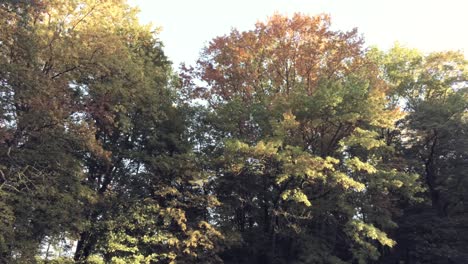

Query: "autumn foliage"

xmin=1 ymin=2 xmax=467 ymax=264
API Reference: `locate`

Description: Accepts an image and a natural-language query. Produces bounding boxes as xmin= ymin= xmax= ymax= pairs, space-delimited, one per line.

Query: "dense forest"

xmin=0 ymin=0 xmax=467 ymax=263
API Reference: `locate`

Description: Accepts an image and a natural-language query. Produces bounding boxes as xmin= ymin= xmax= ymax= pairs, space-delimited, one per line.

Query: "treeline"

xmin=0 ymin=1 xmax=467 ymax=263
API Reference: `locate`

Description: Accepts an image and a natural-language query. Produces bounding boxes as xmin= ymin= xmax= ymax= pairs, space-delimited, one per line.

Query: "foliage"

xmin=184 ymin=14 xmax=424 ymax=264
xmin=372 ymin=45 xmax=468 ymax=264
xmin=1 ymin=4 xmax=466 ymax=264
xmin=0 ymin=0 xmax=220 ymax=263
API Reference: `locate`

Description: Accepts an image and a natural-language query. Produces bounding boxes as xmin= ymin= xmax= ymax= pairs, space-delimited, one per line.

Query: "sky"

xmin=130 ymin=0 xmax=468 ymax=67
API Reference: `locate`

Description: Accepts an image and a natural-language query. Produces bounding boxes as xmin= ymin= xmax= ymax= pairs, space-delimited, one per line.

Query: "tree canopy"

xmin=0 ymin=2 xmax=466 ymax=264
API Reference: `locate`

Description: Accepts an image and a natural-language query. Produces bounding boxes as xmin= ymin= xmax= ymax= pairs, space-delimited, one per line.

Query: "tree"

xmin=2 ymin=3 xmax=466 ymax=263
xmin=184 ymin=14 xmax=423 ymax=264
xmin=0 ymin=1 xmax=96 ymax=260
xmin=0 ymin=0 xmax=221 ymax=262
xmin=373 ymin=45 xmax=468 ymax=263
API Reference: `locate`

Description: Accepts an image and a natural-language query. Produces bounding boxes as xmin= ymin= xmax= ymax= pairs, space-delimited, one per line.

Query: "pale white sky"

xmin=130 ymin=0 xmax=467 ymax=67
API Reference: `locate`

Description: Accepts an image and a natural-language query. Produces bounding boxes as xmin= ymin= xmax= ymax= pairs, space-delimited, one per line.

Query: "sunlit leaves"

xmin=346 ymin=220 xmax=396 ymax=263
xmin=340 ymin=128 xmax=386 ymax=150
xmin=281 ymin=189 xmax=312 ymax=207
xmin=188 ymin=13 xmax=426 ymax=264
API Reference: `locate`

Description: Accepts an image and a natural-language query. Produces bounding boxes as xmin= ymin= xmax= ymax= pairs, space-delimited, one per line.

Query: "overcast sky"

xmin=130 ymin=0 xmax=467 ymax=67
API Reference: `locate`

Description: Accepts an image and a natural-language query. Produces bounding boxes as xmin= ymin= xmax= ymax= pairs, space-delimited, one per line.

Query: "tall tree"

xmin=372 ymin=45 xmax=468 ymax=263
xmin=184 ymin=14 xmax=423 ymax=264
xmin=0 ymin=0 xmax=221 ymax=262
